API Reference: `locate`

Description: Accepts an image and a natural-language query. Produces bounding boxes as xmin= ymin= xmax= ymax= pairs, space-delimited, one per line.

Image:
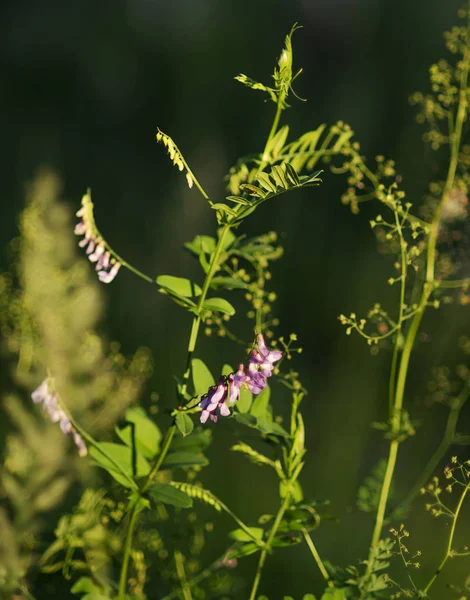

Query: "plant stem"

xmin=302 ymin=529 xmax=330 ymax=583
xmin=180 ymin=225 xmax=231 ymax=398
xmin=248 ymin=492 xmax=291 ymax=600
xmin=118 ymin=506 xmax=139 ymax=598
xmin=161 ymin=551 xmax=232 ymax=600
xmin=174 ymin=550 xmax=193 ymax=600
xmin=364 ymin=23 xmax=470 ymax=578
xmin=117 ymin=226 xmax=232 ymax=599
xmin=394 ymin=383 xmax=469 ymax=516
xmin=422 ymin=480 xmax=470 ymax=595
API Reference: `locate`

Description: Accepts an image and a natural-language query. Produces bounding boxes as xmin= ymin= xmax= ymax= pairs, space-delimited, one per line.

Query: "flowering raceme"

xmin=199 ymin=334 xmax=282 ymax=423
xmin=75 ymin=192 xmax=121 ymax=284
xmin=32 ymin=378 xmax=87 ymax=456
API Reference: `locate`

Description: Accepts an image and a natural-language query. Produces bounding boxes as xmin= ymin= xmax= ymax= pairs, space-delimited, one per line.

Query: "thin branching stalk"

xmin=422 ymin=479 xmax=470 ymax=594
xmin=395 ymin=381 xmax=470 ymax=514
xmin=364 ymin=12 xmax=470 ymax=583
xmin=118 ymin=224 xmax=233 ymax=599
xmin=248 ymin=493 xmax=292 ymax=600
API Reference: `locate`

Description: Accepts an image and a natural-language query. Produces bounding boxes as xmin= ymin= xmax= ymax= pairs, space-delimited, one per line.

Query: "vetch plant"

xmin=2 ymin=5 xmax=470 ymax=600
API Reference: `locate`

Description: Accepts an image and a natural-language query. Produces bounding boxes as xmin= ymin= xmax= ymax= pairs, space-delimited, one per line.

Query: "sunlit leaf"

xmin=162 ymin=451 xmax=209 ymax=469
xmin=157 ymin=275 xmax=202 ymax=297
xmin=210 ymin=276 xmax=248 ymax=290
xmin=116 ymin=407 xmax=161 ymax=459
xmin=237 ymin=387 xmax=253 ymax=413
xmin=175 ymin=413 xmax=194 ymax=437
xmin=192 ymin=358 xmax=215 ymax=396
xmin=228 ymin=527 xmax=264 ymax=542
xmin=250 ymin=386 xmax=271 ymax=418
xmin=148 ymin=482 xmax=192 ymax=508
xmin=90 ymin=442 xmax=149 ymax=488
xmin=170 ymin=431 xmax=212 ymax=453
xmin=203 ymin=297 xmax=236 ymax=315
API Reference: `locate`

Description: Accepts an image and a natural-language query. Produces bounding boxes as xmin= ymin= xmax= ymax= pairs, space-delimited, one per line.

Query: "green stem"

xmin=365 ymin=17 xmax=470 ymax=569
xmin=118 ymin=506 xmax=139 ymax=598
xmin=394 ymin=384 xmax=469 ymax=516
xmin=302 ymin=529 xmax=330 ymax=583
xmin=425 ymin=42 xmax=470 ymax=285
xmin=248 ymin=493 xmax=291 ymax=600
xmin=95 ymin=233 xmax=155 ymax=284
xmin=174 ymin=550 xmax=193 ymax=600
xmin=161 ymin=551 xmax=233 ymax=600
xmin=434 ymin=277 xmax=470 ymax=289
xmin=118 ymin=226 xmax=232 ymax=599
xmin=180 ymin=225 xmax=231 ymax=398
xmin=422 ymin=480 xmax=470 ymax=595
xmin=367 ymin=292 xmax=428 ymax=556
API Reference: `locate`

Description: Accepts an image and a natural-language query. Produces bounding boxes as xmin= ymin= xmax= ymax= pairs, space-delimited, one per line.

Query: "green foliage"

xmin=148 ymin=482 xmax=193 ymax=509
xmin=191 ymin=358 xmax=215 ymax=396
xmin=5 ymin=7 xmax=470 ymax=600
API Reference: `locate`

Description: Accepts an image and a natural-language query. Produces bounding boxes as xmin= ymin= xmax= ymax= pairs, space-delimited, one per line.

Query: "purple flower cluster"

xmin=32 ymin=378 xmax=87 ymax=457
xmin=75 ymin=196 xmax=121 ymax=284
xmin=199 ymin=333 xmax=282 ymax=424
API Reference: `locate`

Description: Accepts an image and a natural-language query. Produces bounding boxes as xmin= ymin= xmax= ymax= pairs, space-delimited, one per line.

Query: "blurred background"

xmin=1 ymin=0 xmax=470 ymax=598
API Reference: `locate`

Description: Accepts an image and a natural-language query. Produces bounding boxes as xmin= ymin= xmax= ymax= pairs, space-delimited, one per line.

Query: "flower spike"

xmin=32 ymin=377 xmax=87 ymax=456
xmin=198 ymin=334 xmax=282 ymax=424
xmin=74 ymin=190 xmax=122 ymax=284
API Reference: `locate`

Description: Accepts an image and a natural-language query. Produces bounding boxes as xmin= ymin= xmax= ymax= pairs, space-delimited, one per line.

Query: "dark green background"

xmin=2 ymin=0 xmax=470 ymax=598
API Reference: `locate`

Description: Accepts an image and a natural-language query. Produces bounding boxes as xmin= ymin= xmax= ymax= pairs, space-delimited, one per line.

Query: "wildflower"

xmin=198 ymin=333 xmax=282 ymax=423
xmin=228 ymin=364 xmax=247 ymax=404
xmin=75 ymin=192 xmax=122 ymax=284
xmin=199 ymin=378 xmax=230 ymax=423
xmin=32 ymin=378 xmax=87 ymax=456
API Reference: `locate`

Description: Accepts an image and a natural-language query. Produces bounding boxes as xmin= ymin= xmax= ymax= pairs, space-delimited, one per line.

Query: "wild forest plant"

xmin=2 ymin=5 xmax=470 ymax=600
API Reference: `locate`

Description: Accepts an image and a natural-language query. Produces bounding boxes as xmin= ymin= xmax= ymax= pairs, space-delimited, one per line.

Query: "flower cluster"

xmin=199 ymin=333 xmax=282 ymax=423
xmin=75 ymin=191 xmax=121 ymax=283
xmin=32 ymin=378 xmax=87 ymax=456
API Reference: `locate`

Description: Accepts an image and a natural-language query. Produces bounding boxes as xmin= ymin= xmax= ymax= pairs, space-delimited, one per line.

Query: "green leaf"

xmin=303 ymin=595 xmax=317 ymax=600
xmin=256 ymin=172 xmax=278 ymax=193
xmin=203 ymin=297 xmax=236 ymax=316
xmin=116 ymin=407 xmax=162 ymax=459
xmin=192 ymin=358 xmax=215 ymax=396
xmin=228 ymin=527 xmax=264 ymax=542
xmin=162 ymin=451 xmax=209 ymax=469
xmin=222 ymin=363 xmax=234 ymax=376
xmin=280 ymin=478 xmax=304 ymax=502
xmin=211 ymin=203 xmax=237 ymax=216
xmin=237 ymin=387 xmax=253 ymax=413
xmin=234 ymin=73 xmax=277 ymax=104
xmin=184 ymin=235 xmax=216 ymax=256
xmin=71 ymin=577 xmax=104 ymax=594
xmin=284 ymin=162 xmax=301 ymax=185
xmin=148 ymin=482 xmax=193 ymax=508
xmin=226 ymin=195 xmax=252 ymax=205
xmin=250 ymin=386 xmax=271 ymax=418
xmin=175 ymin=413 xmax=194 ymax=437
xmin=170 ymin=432 xmax=211 ymax=453
xmin=210 ymin=276 xmax=248 ymax=290
xmin=266 ymin=124 xmax=289 ymax=158
xmin=90 ymin=442 xmax=149 ymax=488
xmin=234 ymin=412 xmax=257 ymax=427
xmin=321 ymin=589 xmax=346 ymax=600
xmin=271 ymin=534 xmax=302 ymax=547
xmin=239 ymin=183 xmax=265 ymax=197
xmin=270 ymin=164 xmax=289 ymax=189
xmin=226 ymin=541 xmax=260 ymax=559
xmin=157 ymin=275 xmax=202 ymax=297
xmin=256 ymin=418 xmax=290 ymax=438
